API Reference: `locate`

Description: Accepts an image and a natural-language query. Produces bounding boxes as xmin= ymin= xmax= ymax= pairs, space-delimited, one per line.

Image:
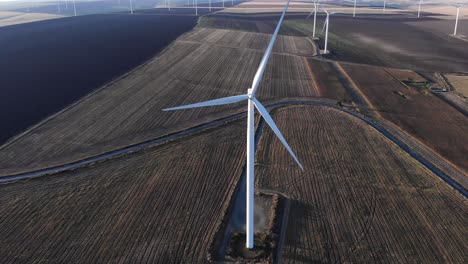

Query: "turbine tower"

xmin=73 ymin=0 xmax=77 ymax=16
xmin=322 ymin=9 xmax=337 ymax=54
xmin=383 ymin=0 xmax=386 ymax=12
xmin=306 ymin=1 xmax=319 ymax=40
xmin=129 ymin=0 xmax=133 ymax=14
xmin=418 ymin=0 xmax=423 ymax=18
xmin=454 ymin=6 xmax=460 ymax=36
xmin=353 ymin=0 xmax=356 ymax=17
xmin=163 ymin=0 xmax=303 ymax=249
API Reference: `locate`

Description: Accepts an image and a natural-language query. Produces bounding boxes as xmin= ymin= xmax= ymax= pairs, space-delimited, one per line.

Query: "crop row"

xmin=256 ymin=105 xmax=468 ymax=263
xmin=0 ymin=120 xmax=246 ymax=263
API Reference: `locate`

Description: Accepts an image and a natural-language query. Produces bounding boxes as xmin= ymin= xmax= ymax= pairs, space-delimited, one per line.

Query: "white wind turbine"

xmin=73 ymin=0 xmax=77 ymax=16
xmin=383 ymin=0 xmax=386 ymax=12
xmin=195 ymin=0 xmax=198 ymax=15
xmin=129 ymin=0 xmax=133 ymax=14
xmin=418 ymin=0 xmax=423 ymax=18
xmin=353 ymin=0 xmax=356 ymax=17
xmin=306 ymin=0 xmax=319 ymax=40
xmin=454 ymin=6 xmax=461 ymax=36
xmin=163 ymin=0 xmax=303 ymax=249
xmin=322 ymin=9 xmax=338 ymax=54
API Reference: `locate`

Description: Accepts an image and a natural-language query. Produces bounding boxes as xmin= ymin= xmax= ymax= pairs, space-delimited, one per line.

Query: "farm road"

xmin=1 ymin=99 xmax=465 ymax=198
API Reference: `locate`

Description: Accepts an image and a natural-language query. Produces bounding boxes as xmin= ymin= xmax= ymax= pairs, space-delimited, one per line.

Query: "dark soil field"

xmin=407 ymin=19 xmax=468 ymax=39
xmin=283 ymin=16 xmax=468 ymax=72
xmin=0 ymin=119 xmax=246 ymax=263
xmin=339 ymin=63 xmax=468 ymax=173
xmin=0 ymin=27 xmax=317 ymax=177
xmin=256 ymin=105 xmax=468 ymax=263
xmin=0 ymin=13 xmax=197 ymax=144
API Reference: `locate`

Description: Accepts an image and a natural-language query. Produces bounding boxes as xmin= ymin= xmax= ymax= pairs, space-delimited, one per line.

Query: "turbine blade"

xmin=321 ymin=17 xmax=328 ymax=33
xmin=250 ymin=0 xmax=291 ymax=95
xmin=252 ymin=98 xmax=304 ymax=171
xmin=162 ymin=94 xmax=249 ymax=111
xmin=306 ymin=10 xmax=314 ymax=19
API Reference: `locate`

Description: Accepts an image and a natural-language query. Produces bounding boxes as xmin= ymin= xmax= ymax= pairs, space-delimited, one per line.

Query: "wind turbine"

xmin=73 ymin=0 xmax=77 ymax=16
xmin=454 ymin=6 xmax=460 ymax=36
xmin=129 ymin=0 xmax=133 ymax=14
xmin=306 ymin=1 xmax=319 ymax=40
xmin=57 ymin=1 xmax=61 ymax=13
xmin=195 ymin=0 xmax=198 ymax=15
xmin=418 ymin=0 xmax=423 ymax=18
xmin=162 ymin=0 xmax=302 ymax=249
xmin=353 ymin=0 xmax=356 ymax=17
xmin=383 ymin=0 xmax=386 ymax=12
xmin=322 ymin=9 xmax=338 ymax=54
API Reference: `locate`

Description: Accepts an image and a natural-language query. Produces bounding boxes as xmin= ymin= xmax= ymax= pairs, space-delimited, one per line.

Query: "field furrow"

xmin=256 ymin=105 xmax=467 ymax=263
xmin=0 ymin=119 xmax=247 ymax=263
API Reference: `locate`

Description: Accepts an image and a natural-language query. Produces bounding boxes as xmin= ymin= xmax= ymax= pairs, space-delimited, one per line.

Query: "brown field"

xmin=0 ymin=27 xmax=317 ymax=177
xmin=256 ymin=105 xmax=468 ymax=263
xmin=306 ymin=59 xmax=353 ymax=102
xmin=339 ymin=63 xmax=468 ymax=173
xmin=287 ymin=16 xmax=468 ymax=72
xmin=444 ymin=74 xmax=468 ymax=98
xmin=0 ymin=12 xmax=63 ymax=27
xmin=0 ymin=119 xmax=246 ymax=263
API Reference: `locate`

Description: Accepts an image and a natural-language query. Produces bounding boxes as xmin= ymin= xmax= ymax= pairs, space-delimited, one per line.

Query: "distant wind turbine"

xmin=383 ymin=0 xmax=386 ymax=12
xmin=353 ymin=0 xmax=356 ymax=17
xmin=73 ymin=0 xmax=77 ymax=16
xmin=322 ymin=9 xmax=338 ymax=54
xmin=454 ymin=6 xmax=460 ymax=36
xmin=162 ymin=0 xmax=302 ymax=249
xmin=223 ymin=0 xmax=225 ymax=8
xmin=65 ymin=0 xmax=68 ymax=10
xmin=57 ymin=1 xmax=61 ymax=13
xmin=306 ymin=0 xmax=319 ymax=39
xmin=418 ymin=0 xmax=423 ymax=18
xmin=195 ymin=0 xmax=198 ymax=15
xmin=129 ymin=0 xmax=133 ymax=14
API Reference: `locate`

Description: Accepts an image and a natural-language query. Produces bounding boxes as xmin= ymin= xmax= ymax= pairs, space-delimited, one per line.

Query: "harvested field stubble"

xmin=340 ymin=63 xmax=468 ymax=172
xmin=256 ymin=105 xmax=468 ymax=263
xmin=0 ymin=28 xmax=317 ymax=176
xmin=0 ymin=120 xmax=247 ymax=263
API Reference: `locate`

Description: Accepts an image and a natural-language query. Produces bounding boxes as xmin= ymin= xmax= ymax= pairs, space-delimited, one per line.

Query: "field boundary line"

xmin=334 ymin=62 xmax=383 ymax=119
xmin=303 ymin=57 xmax=322 ymax=96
